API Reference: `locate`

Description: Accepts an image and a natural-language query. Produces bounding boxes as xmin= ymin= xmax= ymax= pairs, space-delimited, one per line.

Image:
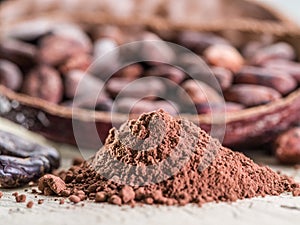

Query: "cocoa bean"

xmin=38 ymin=35 xmax=90 ymax=66
xmin=179 ymin=80 xmax=223 ymax=105
xmin=0 ymin=39 xmax=37 ymax=69
xmin=235 ymin=66 xmax=297 ymax=95
xmin=210 ymin=67 xmax=233 ymax=91
xmin=22 ymin=66 xmax=63 ymax=103
xmin=274 ymin=127 xmax=300 ymax=164
xmin=251 ymin=42 xmax=296 ymax=65
xmin=0 ymin=60 xmax=23 ymax=91
xmin=204 ymin=44 xmax=244 ymax=72
xmin=177 ymin=31 xmax=230 ymax=54
xmin=224 ymin=84 xmax=281 ymax=107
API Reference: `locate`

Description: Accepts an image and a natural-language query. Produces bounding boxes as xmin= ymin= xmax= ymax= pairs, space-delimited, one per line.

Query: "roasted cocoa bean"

xmin=0 ymin=39 xmax=37 ymax=69
xmin=38 ymin=35 xmax=90 ymax=66
xmin=0 ymin=60 xmax=23 ymax=91
xmin=274 ymin=127 xmax=300 ymax=164
xmin=235 ymin=66 xmax=297 ymax=95
xmin=210 ymin=67 xmax=233 ymax=91
xmin=251 ymin=42 xmax=296 ymax=65
xmin=224 ymin=84 xmax=281 ymax=107
xmin=0 ymin=130 xmax=60 ymax=188
xmin=22 ymin=66 xmax=63 ymax=103
xmin=204 ymin=44 xmax=244 ymax=72
xmin=179 ymin=80 xmax=223 ymax=105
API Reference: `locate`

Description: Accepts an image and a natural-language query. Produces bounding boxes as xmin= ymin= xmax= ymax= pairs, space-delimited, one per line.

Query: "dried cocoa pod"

xmin=274 ymin=127 xmax=300 ymax=164
xmin=38 ymin=35 xmax=90 ymax=66
xmin=210 ymin=67 xmax=233 ymax=91
xmin=0 ymin=60 xmax=23 ymax=91
xmin=263 ymin=60 xmax=300 ymax=83
xmin=204 ymin=44 xmax=244 ymax=72
xmin=251 ymin=42 xmax=296 ymax=65
xmin=235 ymin=66 xmax=297 ymax=95
xmin=0 ymin=39 xmax=37 ymax=69
xmin=0 ymin=130 xmax=60 ymax=188
xmin=22 ymin=66 xmax=63 ymax=103
xmin=224 ymin=84 xmax=281 ymax=107
xmin=177 ymin=31 xmax=229 ymax=54
xmin=179 ymin=80 xmax=223 ymax=105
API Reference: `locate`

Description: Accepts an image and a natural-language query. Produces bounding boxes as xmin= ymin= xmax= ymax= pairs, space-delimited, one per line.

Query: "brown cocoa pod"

xmin=224 ymin=84 xmax=281 ymax=107
xmin=235 ymin=66 xmax=297 ymax=95
xmin=251 ymin=42 xmax=296 ymax=65
xmin=22 ymin=66 xmax=63 ymax=103
xmin=38 ymin=35 xmax=90 ymax=66
xmin=274 ymin=127 xmax=300 ymax=164
xmin=210 ymin=67 xmax=233 ymax=91
xmin=0 ymin=39 xmax=37 ymax=69
xmin=0 ymin=60 xmax=23 ymax=91
xmin=177 ymin=31 xmax=229 ymax=54
xmin=263 ymin=60 xmax=300 ymax=83
xmin=179 ymin=80 xmax=223 ymax=105
xmin=196 ymin=102 xmax=244 ymax=114
xmin=144 ymin=65 xmax=186 ymax=85
xmin=0 ymin=130 xmax=60 ymax=188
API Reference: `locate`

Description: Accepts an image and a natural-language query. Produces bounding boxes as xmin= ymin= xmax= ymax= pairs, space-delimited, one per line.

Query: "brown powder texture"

xmin=55 ymin=110 xmax=299 ymax=206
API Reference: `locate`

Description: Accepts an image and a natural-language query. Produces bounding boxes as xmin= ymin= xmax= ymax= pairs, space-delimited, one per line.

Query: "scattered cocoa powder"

xmin=39 ymin=110 xmax=300 ymax=206
xmin=15 ymin=194 xmax=26 ymax=203
xmin=38 ymin=199 xmax=44 ymax=204
xmin=26 ymin=201 xmax=34 ymax=208
xmin=59 ymin=199 xmax=65 ymax=205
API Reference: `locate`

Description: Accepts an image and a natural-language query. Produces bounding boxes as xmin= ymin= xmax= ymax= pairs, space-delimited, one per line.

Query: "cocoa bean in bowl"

xmin=1 ymin=10 xmax=300 ymax=149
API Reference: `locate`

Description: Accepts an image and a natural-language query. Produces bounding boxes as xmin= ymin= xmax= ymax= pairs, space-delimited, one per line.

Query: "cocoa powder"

xmin=42 ymin=110 xmax=300 ymax=205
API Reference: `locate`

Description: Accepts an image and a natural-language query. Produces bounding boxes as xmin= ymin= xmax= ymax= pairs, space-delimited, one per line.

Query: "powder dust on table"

xmin=39 ymin=110 xmax=300 ymax=206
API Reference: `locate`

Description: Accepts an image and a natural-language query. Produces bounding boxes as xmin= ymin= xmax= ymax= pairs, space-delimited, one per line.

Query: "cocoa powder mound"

xmin=53 ymin=110 xmax=299 ymax=206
